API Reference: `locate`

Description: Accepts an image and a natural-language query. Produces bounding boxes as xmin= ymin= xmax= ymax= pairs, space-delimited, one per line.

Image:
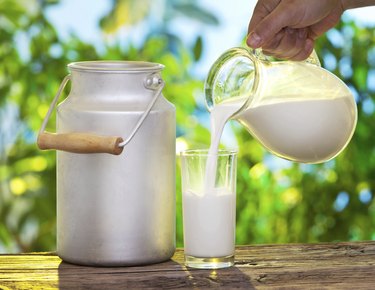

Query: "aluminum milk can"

xmin=37 ymin=61 xmax=176 ymax=266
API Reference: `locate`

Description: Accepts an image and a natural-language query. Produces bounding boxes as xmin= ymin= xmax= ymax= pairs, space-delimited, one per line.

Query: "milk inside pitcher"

xmin=38 ymin=61 xmax=176 ymax=266
xmin=205 ymin=48 xmax=357 ymax=163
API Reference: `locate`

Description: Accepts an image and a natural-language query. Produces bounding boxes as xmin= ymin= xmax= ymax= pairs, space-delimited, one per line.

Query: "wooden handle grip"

xmin=37 ymin=132 xmax=124 ymax=155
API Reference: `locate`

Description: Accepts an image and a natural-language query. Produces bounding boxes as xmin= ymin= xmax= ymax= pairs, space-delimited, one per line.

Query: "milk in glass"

xmin=183 ymin=99 xmax=242 ymax=258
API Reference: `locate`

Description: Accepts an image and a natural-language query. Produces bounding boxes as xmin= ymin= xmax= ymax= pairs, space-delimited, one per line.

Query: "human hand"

xmin=247 ymin=0 xmax=345 ymax=60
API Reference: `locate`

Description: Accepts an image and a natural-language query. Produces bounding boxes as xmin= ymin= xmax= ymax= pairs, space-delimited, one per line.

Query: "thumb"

xmin=247 ymin=3 xmax=294 ymax=48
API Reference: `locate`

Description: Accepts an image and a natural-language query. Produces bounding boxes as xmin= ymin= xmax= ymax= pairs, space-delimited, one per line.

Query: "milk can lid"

xmin=68 ymin=61 xmax=164 ymax=73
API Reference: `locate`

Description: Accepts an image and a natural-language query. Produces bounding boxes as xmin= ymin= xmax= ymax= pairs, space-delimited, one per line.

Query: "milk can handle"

xmin=37 ymin=74 xmax=164 ymax=155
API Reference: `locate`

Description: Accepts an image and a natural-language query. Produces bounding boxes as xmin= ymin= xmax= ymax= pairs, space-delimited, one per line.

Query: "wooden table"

xmin=1 ymin=241 xmax=374 ymax=289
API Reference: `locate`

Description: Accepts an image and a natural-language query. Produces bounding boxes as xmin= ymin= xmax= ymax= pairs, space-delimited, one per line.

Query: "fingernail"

xmin=247 ymin=32 xmax=262 ymax=48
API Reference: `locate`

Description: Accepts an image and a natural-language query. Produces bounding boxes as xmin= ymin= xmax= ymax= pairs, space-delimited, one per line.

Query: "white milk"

xmin=183 ymin=99 xmax=242 ymax=258
xmin=183 ymin=188 xmax=236 ymax=257
xmin=204 ymin=98 xmax=245 ymax=190
xmin=236 ymin=96 xmax=355 ymax=163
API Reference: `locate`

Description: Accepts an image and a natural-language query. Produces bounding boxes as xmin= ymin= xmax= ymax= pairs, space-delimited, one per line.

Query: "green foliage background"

xmin=0 ymin=0 xmax=374 ymax=253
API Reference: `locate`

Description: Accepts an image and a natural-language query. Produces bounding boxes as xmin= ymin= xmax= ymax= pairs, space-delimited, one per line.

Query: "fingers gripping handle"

xmin=37 ymin=74 xmax=124 ymax=155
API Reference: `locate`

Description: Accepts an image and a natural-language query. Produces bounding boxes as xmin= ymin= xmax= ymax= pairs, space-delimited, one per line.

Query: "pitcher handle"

xmin=305 ymin=50 xmax=321 ymax=66
xmin=37 ymin=74 xmax=164 ymax=155
xmin=253 ymin=48 xmax=321 ymax=66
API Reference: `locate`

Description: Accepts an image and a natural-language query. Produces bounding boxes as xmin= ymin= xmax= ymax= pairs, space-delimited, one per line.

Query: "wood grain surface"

xmin=0 ymin=241 xmax=374 ymax=289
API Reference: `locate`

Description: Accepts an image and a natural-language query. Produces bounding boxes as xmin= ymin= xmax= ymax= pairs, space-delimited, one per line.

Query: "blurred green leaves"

xmin=100 ymin=0 xmax=219 ymax=34
xmin=172 ymin=3 xmax=219 ymax=26
xmin=100 ymin=0 xmax=151 ymax=34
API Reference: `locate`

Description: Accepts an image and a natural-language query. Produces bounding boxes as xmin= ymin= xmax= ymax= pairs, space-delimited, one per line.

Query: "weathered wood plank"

xmin=0 ymin=241 xmax=374 ymax=289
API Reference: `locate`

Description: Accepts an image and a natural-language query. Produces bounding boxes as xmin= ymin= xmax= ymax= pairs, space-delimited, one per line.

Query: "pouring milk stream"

xmin=183 ymin=100 xmax=241 ymax=258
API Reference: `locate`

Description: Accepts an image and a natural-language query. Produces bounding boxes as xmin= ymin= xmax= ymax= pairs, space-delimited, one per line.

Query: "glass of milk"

xmin=180 ymin=149 xmax=237 ymax=269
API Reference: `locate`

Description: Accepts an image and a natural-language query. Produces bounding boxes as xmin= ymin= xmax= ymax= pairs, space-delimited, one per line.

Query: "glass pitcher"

xmin=205 ymin=47 xmax=357 ymax=164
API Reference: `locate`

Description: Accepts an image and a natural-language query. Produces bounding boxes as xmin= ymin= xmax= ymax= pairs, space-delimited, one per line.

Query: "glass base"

xmin=184 ymin=254 xmax=234 ymax=269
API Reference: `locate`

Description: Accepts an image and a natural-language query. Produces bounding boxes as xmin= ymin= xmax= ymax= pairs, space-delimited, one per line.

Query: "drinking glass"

xmin=180 ymin=149 xmax=237 ymax=269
